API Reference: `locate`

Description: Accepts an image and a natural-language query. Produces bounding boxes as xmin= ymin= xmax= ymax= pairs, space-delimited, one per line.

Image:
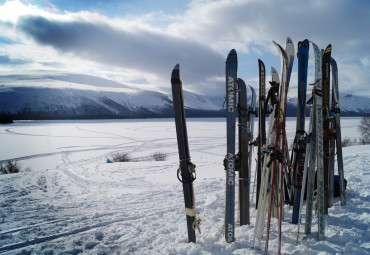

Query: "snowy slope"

xmin=0 ymin=118 xmax=368 ymax=254
xmin=286 ymin=89 xmax=370 ymax=116
xmin=0 ymin=72 xmax=222 ymax=118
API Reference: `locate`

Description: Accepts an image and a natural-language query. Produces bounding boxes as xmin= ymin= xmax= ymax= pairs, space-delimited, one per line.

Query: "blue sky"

xmin=0 ymin=0 xmax=369 ymax=97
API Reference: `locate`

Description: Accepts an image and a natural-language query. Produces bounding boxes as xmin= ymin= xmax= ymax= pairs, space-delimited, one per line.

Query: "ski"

xmin=291 ymin=39 xmax=309 ymax=224
xmin=171 ymin=64 xmax=198 ymax=243
xmin=311 ymin=41 xmax=326 ymax=240
xmin=248 ymin=85 xmax=257 ymax=187
xmin=322 ymin=44 xmax=332 ymax=215
xmin=304 ymin=96 xmax=317 ymax=235
xmin=265 ymin=39 xmax=290 ymax=255
xmin=253 ymin=66 xmax=280 ymax=247
xmin=237 ymin=78 xmax=250 ymax=226
xmin=256 ymin=59 xmax=266 ymax=209
xmin=296 ymin=105 xmax=313 ymax=241
xmin=330 ymin=57 xmax=346 ymax=205
xmin=224 ymin=49 xmax=238 ymax=243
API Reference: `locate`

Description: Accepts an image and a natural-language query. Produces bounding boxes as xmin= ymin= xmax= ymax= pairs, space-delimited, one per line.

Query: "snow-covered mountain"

xmin=0 ymin=72 xmax=223 ymax=119
xmin=0 ymin=71 xmax=369 ymax=119
xmin=286 ymin=89 xmax=370 ymax=116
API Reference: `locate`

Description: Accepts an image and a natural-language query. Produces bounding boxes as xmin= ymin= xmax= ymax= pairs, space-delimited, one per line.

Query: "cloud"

xmin=16 ymin=15 xmax=225 ymax=95
xmin=0 ymin=55 xmax=31 ymax=65
xmin=168 ymin=0 xmax=370 ymax=95
xmin=1 ymin=0 xmax=370 ymax=97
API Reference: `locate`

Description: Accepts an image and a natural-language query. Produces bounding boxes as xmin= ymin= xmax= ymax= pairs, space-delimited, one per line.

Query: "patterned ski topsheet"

xmin=225 ymin=49 xmax=237 ymax=243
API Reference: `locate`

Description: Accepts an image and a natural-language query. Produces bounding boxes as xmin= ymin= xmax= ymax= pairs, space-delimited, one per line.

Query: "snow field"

xmin=0 ymin=117 xmax=368 ymax=254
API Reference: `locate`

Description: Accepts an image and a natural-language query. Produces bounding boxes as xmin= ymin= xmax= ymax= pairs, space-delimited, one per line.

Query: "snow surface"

xmin=0 ymin=118 xmax=369 ymax=254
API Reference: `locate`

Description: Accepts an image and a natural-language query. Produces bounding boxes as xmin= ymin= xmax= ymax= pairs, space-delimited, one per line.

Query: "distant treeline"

xmin=2 ymin=106 xmax=367 ymax=121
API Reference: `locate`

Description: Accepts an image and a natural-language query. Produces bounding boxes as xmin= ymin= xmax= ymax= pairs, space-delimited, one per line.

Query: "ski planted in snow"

xmin=310 ymin=42 xmax=326 ymax=240
xmin=237 ymin=78 xmax=250 ymax=226
xmin=256 ymin=59 xmax=266 ymax=209
xmin=253 ymin=66 xmax=280 ymax=248
xmin=291 ymin=39 xmax=309 ymax=224
xmin=171 ymin=64 xmax=199 ymax=243
xmin=330 ymin=57 xmax=346 ymax=205
xmin=265 ymin=39 xmax=291 ymax=255
xmin=322 ymin=44 xmax=332 ymax=215
xmin=224 ymin=49 xmax=238 ymax=243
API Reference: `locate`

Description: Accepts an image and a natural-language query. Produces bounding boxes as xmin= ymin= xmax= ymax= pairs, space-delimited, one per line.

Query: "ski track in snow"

xmin=0 ymin=118 xmax=369 ymax=254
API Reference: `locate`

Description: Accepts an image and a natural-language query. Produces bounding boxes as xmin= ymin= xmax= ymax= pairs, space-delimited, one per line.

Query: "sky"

xmin=0 ymin=0 xmax=369 ymax=97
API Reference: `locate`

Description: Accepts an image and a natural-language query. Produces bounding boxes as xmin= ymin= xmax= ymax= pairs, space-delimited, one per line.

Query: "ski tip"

xmin=228 ymin=49 xmax=237 ymax=56
xmin=171 ymin=64 xmax=180 ymax=81
xmin=272 ymin=40 xmax=282 ymax=50
xmin=286 ymin=37 xmax=293 ymax=44
xmin=299 ymin=39 xmax=309 ymax=50
xmin=325 ymin=44 xmax=332 ymax=53
xmin=237 ymin=78 xmax=246 ymax=87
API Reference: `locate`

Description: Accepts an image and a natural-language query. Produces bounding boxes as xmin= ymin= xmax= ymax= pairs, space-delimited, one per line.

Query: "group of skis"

xmin=171 ymin=37 xmax=346 ymax=254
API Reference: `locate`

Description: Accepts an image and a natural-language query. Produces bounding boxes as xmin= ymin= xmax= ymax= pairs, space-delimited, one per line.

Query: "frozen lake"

xmin=0 ymin=117 xmax=368 ymax=254
xmin=0 ymin=117 xmax=362 ymax=167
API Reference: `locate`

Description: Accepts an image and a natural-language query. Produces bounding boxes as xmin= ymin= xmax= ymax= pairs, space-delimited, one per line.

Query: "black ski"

xmin=224 ymin=49 xmax=238 ymax=243
xmin=237 ymin=78 xmax=250 ymax=225
xmin=171 ymin=64 xmax=198 ymax=243
xmin=256 ymin=59 xmax=266 ymax=209
xmin=321 ymin=45 xmax=332 ymax=215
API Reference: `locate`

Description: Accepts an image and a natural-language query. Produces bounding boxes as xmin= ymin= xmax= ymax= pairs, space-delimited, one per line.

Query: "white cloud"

xmin=0 ymin=0 xmax=369 ymax=96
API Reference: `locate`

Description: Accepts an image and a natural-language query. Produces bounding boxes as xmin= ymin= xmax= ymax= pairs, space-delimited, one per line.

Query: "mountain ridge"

xmin=0 ymin=72 xmax=369 ymax=119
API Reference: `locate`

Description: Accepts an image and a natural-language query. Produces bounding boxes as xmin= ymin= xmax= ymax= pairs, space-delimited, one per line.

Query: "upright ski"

xmin=256 ymin=59 xmax=266 ymax=209
xmin=253 ymin=66 xmax=280 ymax=247
xmin=330 ymin=57 xmax=346 ymax=205
xmin=311 ymin=42 xmax=327 ymax=240
xmin=171 ymin=64 xmax=198 ymax=243
xmin=248 ymin=85 xmax=257 ymax=183
xmin=237 ymin=78 xmax=250 ymax=226
xmin=224 ymin=49 xmax=238 ymax=243
xmin=265 ymin=39 xmax=290 ymax=255
xmin=291 ymin=39 xmax=309 ymax=224
xmin=322 ymin=45 xmax=332 ymax=215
